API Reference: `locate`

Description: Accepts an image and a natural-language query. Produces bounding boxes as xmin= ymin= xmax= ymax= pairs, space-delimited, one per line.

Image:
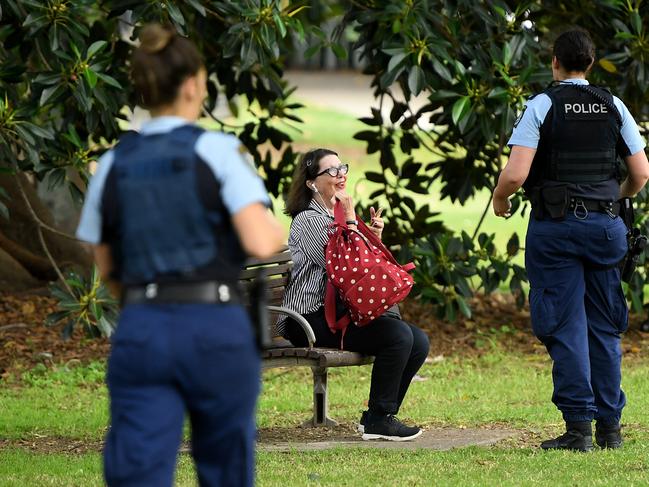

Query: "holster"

xmin=246 ymin=268 xmax=271 ymax=351
xmin=617 ymin=198 xmax=648 ymax=283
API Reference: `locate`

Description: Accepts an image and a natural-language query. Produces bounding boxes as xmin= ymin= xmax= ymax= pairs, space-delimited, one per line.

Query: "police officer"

xmin=76 ymin=24 xmax=285 ymax=486
xmin=493 ymin=29 xmax=649 ymax=451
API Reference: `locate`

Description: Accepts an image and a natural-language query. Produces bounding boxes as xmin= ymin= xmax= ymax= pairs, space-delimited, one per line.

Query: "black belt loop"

xmin=122 ymin=281 xmax=240 ymax=306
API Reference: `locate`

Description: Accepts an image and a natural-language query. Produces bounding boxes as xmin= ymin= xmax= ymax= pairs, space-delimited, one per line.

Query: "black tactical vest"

xmin=524 ymin=83 xmax=622 ymax=193
xmin=108 ymin=126 xmax=246 ymax=285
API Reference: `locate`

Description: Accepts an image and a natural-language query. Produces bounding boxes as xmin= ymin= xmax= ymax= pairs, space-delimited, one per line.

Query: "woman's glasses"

xmin=315 ymin=163 xmax=349 ymax=178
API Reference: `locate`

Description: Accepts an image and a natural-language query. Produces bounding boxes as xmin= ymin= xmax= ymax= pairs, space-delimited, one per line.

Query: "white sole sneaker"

xmin=358 ymin=424 xmax=364 ymax=434
xmin=361 ymin=429 xmax=423 ymax=442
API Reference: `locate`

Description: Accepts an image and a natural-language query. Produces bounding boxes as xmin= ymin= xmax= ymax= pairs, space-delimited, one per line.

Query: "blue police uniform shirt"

xmin=509 ymin=78 xmax=645 ymax=155
xmin=76 ymin=116 xmax=271 ymax=245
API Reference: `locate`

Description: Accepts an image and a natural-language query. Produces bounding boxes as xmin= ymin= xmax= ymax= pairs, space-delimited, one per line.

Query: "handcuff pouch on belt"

xmin=531 ymin=185 xmax=569 ymax=220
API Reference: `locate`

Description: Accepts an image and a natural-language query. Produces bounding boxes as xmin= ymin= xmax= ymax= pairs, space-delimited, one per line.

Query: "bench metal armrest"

xmin=267 ymin=305 xmax=316 ymax=348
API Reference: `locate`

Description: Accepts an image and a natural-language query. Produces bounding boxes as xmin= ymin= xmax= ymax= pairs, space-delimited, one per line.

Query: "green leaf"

xmin=432 ymin=59 xmax=453 ymax=83
xmin=19 ymin=122 xmax=54 ymax=140
xmin=22 ymin=13 xmax=46 ymax=29
xmin=503 ymin=41 xmax=512 ymax=66
xmin=631 ymin=11 xmax=642 ymax=35
xmin=40 ymin=84 xmax=63 ymax=106
xmin=33 ymin=73 xmax=61 ymax=86
xmin=166 ymin=2 xmax=186 ymax=26
xmin=331 ymin=43 xmax=347 ymax=60
xmin=96 ymin=72 xmax=122 ymax=89
xmin=387 ymin=52 xmax=407 ymax=73
xmin=506 ymin=233 xmax=520 ymax=256
xmin=63 ymin=125 xmax=82 ymax=148
xmin=408 ymin=66 xmax=425 ymax=96
xmin=185 ymin=0 xmax=206 ymax=16
xmin=451 ymin=96 xmax=471 ymax=125
xmin=87 ymin=40 xmax=107 ymax=58
xmin=304 ymin=44 xmax=321 ymax=59
xmin=273 ymin=13 xmax=287 ymax=38
xmin=84 ymin=68 xmax=98 ymax=89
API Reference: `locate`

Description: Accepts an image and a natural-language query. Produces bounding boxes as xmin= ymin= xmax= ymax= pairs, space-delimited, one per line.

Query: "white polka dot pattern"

xmin=324 ymin=216 xmax=415 ymax=328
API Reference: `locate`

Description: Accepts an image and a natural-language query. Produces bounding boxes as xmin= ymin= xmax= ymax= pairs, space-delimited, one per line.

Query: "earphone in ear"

xmin=312 ymin=185 xmax=318 ymax=193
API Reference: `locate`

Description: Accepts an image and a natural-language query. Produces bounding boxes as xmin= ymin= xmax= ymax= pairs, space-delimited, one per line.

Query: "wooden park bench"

xmin=240 ymin=247 xmax=374 ymax=427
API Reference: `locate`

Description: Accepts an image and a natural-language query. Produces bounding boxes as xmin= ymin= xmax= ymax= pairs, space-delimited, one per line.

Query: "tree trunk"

xmin=0 ymin=246 xmax=40 ymax=291
xmin=0 ymin=173 xmax=92 ymax=289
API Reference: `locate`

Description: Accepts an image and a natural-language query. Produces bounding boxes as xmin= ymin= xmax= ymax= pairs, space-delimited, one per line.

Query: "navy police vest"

xmin=524 ymin=83 xmax=622 ymax=193
xmin=110 ymin=125 xmax=245 ymax=285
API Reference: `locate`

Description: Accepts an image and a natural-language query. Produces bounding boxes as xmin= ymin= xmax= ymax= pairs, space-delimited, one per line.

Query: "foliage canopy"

xmin=2 ymin=0 xmax=649 ymax=328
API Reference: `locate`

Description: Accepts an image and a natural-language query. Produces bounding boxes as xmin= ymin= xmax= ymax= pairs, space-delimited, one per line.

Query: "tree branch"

xmin=12 ymin=172 xmax=79 ymax=241
xmin=37 ymin=225 xmax=73 ymax=295
xmin=471 ymin=131 xmax=506 ymax=241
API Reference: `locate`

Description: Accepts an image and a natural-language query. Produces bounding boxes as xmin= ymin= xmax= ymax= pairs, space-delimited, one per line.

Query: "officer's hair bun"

xmin=138 ymin=24 xmax=175 ymax=54
xmin=131 ymin=23 xmax=203 ymax=109
xmin=553 ymin=28 xmax=596 ymax=73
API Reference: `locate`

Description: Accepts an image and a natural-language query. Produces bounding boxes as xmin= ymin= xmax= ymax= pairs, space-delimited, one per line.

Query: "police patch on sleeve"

xmin=513 ymin=106 xmax=527 ymax=128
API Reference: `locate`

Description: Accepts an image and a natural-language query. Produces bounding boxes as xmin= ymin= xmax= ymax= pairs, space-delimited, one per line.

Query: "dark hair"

xmin=131 ymin=24 xmax=204 ymax=108
xmin=553 ymin=28 xmax=595 ymax=73
xmin=284 ymin=148 xmax=338 ymax=217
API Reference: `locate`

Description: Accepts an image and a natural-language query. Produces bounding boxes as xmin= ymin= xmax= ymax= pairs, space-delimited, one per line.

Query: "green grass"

xmin=256 ymin=445 xmax=649 ymax=486
xmin=2 ymin=353 xmax=649 ymax=486
xmin=0 ymin=450 xmax=199 ymax=487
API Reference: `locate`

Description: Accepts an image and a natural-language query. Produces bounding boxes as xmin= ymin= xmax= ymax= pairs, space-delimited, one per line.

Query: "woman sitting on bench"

xmin=278 ymin=148 xmax=429 ymax=441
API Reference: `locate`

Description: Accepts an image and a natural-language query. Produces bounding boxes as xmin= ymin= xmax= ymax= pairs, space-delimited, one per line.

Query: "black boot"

xmin=540 ymin=421 xmax=593 ymax=452
xmin=595 ymin=422 xmax=623 ymax=449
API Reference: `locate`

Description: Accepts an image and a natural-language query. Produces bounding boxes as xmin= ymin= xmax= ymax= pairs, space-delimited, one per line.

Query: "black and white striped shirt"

xmin=276 ymin=199 xmax=333 ymax=336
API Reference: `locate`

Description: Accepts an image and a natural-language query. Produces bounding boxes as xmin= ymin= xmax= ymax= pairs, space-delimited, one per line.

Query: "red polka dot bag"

xmin=324 ymin=201 xmax=415 ymax=344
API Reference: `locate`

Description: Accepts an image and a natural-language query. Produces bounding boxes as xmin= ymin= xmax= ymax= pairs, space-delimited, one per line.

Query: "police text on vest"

xmin=564 ymin=103 xmax=608 ymax=114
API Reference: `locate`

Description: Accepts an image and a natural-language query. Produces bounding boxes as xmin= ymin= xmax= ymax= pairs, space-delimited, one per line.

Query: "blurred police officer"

xmin=76 ymin=24 xmax=285 ymax=486
xmin=493 ymin=28 xmax=649 ymax=451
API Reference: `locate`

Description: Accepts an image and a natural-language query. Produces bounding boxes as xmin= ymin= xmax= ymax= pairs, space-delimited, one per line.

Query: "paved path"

xmin=285 ymin=70 xmax=429 ymax=120
xmin=257 ymin=427 xmax=517 ymax=452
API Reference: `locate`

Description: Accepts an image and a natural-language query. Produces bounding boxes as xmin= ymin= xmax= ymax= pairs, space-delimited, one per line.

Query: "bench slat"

xmin=244 ymin=248 xmax=291 ymax=267
xmin=260 ymin=347 xmax=373 ymax=368
xmin=239 ymin=263 xmax=292 ymax=281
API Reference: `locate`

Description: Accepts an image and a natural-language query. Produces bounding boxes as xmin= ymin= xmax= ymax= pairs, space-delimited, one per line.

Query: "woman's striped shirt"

xmin=275 ymin=199 xmax=333 ymax=336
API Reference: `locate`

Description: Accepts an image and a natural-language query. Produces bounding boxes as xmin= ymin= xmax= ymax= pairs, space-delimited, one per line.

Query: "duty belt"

xmin=568 ymin=198 xmax=620 ymax=220
xmin=122 ymin=281 xmax=241 ymax=306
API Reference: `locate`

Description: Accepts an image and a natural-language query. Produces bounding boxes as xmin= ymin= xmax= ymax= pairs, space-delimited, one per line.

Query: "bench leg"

xmin=301 ymin=366 xmax=338 ymax=428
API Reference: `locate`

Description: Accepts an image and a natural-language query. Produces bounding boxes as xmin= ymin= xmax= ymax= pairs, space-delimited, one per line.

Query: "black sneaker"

xmin=361 ymin=415 xmax=422 ymax=442
xmin=540 ymin=430 xmax=593 ymax=452
xmin=358 ymin=410 xmax=368 ymax=434
xmin=595 ymin=423 xmax=623 ymax=449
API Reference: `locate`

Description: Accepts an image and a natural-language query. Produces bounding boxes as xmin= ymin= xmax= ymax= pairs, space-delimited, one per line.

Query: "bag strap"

xmin=325 ymin=280 xmax=350 ymax=345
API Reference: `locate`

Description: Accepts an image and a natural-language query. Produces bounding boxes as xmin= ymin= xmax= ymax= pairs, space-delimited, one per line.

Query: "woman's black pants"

xmin=284 ymin=307 xmax=429 ymax=416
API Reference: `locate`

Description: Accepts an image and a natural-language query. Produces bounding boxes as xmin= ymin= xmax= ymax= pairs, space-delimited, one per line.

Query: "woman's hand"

xmin=333 ymin=191 xmax=356 ymax=221
xmin=493 ymin=196 xmax=512 ymax=218
xmin=368 ymin=206 xmax=384 ymax=239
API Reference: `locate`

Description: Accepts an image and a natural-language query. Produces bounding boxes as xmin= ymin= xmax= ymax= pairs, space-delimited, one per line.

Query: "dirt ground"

xmin=2 ymin=290 xmax=649 ymax=453
xmin=2 ymin=290 xmax=649 ymax=379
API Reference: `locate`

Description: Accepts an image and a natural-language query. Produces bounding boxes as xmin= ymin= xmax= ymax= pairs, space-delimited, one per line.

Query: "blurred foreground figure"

xmin=493 ymin=28 xmax=649 ymax=452
xmin=76 ymin=24 xmax=284 ymax=486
